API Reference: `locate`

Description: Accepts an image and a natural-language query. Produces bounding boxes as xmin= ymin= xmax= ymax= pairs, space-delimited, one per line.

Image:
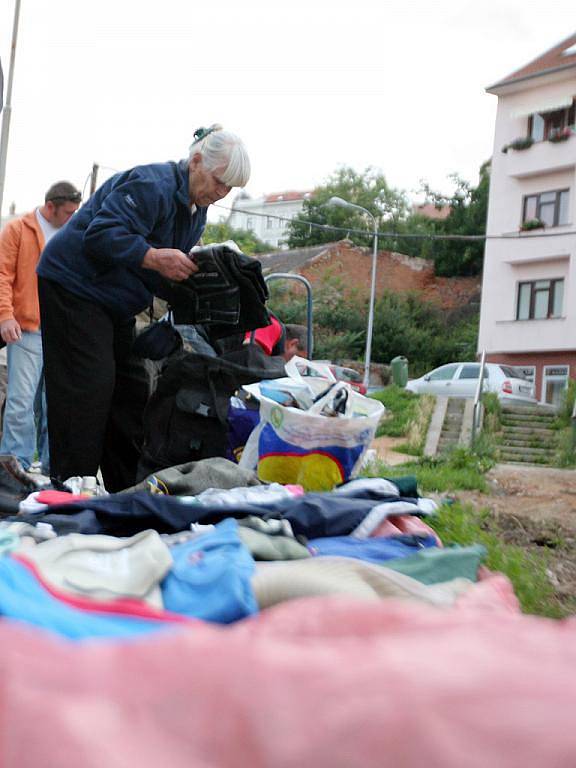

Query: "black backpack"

xmin=137 ymin=344 xmax=285 ymax=480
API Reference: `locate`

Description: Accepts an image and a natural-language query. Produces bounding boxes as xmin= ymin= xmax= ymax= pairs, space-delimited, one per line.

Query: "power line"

xmin=214 ymin=202 xmax=576 ymax=242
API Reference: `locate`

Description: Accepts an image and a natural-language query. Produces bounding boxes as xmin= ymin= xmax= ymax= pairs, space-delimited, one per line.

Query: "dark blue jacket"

xmin=37 ymin=160 xmax=207 ymax=320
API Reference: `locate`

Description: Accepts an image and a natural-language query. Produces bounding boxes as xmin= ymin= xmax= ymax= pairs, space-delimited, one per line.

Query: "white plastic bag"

xmin=240 ymin=377 xmax=384 ymax=492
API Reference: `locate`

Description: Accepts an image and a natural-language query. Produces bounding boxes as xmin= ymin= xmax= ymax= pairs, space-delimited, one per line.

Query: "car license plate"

xmin=519 ymin=385 xmax=531 ymax=393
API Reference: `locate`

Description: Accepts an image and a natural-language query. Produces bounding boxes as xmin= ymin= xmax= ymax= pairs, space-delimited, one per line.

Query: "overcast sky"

xmin=0 ymin=0 xmax=575 ymax=221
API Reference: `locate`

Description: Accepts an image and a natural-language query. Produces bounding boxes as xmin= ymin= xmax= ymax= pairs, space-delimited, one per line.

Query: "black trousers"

xmin=38 ymin=277 xmax=149 ymax=492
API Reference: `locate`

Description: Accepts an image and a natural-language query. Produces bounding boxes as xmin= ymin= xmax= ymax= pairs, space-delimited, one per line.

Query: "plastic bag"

xmin=239 ymin=378 xmax=384 ymax=492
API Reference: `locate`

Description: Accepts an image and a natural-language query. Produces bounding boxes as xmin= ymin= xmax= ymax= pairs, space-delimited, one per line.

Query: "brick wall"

xmin=295 ymin=241 xmax=480 ymax=310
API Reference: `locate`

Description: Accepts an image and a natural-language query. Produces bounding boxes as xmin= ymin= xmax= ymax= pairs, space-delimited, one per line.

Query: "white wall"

xmin=228 ymin=197 xmax=306 ymax=248
xmin=478 ymin=72 xmax=576 ymax=356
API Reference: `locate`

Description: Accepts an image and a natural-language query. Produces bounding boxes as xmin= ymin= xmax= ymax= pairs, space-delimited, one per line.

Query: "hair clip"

xmin=192 ymin=124 xmax=222 ymax=144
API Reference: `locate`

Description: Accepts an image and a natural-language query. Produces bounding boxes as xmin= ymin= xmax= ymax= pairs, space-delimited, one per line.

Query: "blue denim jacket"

xmin=38 ymin=160 xmax=207 ymax=320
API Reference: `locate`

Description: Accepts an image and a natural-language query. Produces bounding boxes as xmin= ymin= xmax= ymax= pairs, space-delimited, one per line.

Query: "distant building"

xmin=478 ymin=32 xmax=576 ymax=407
xmin=412 ymin=202 xmax=451 ymax=220
xmin=227 ymin=190 xmax=312 ymax=248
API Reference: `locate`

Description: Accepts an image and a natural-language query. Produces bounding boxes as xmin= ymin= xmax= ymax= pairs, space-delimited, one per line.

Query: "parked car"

xmin=405 ymin=362 xmax=537 ymax=404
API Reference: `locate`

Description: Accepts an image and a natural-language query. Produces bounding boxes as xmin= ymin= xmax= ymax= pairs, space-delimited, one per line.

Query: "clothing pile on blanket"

xmin=0 ymin=458 xmax=489 ymax=639
xmin=1 ymin=457 xmax=576 ymax=767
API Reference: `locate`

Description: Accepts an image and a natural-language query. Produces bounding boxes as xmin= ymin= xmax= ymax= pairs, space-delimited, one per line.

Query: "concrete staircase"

xmin=499 ymin=405 xmax=558 ymax=465
xmin=437 ymin=398 xmax=466 ymax=454
xmin=424 ymin=397 xmax=474 ymax=457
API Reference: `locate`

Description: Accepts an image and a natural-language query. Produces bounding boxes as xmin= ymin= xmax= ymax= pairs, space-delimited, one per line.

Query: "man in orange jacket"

xmin=0 ymin=182 xmax=80 ymax=474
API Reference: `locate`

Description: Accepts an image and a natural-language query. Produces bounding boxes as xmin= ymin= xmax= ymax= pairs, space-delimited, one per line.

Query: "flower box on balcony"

xmin=501 ymin=137 xmax=534 ymax=153
xmin=520 ymin=218 xmax=545 ymax=232
xmin=548 ymin=127 xmax=573 ymax=143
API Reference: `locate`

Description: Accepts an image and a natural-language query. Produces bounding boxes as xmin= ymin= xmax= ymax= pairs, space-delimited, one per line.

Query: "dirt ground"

xmin=371 ymin=435 xmax=415 ymax=466
xmin=371 ymin=436 xmax=576 ymax=611
xmin=455 ymin=464 xmax=576 ymax=611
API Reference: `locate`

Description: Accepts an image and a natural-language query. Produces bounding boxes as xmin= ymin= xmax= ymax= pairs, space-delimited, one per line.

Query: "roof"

xmin=257 ymin=243 xmax=333 ymax=274
xmin=264 ymin=191 xmax=312 ymax=203
xmin=412 ymin=203 xmax=451 ymax=221
xmin=488 ymin=32 xmax=576 ymax=91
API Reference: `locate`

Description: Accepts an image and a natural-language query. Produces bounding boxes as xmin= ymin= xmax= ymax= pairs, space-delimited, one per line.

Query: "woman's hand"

xmin=142 ymin=248 xmax=199 ymax=281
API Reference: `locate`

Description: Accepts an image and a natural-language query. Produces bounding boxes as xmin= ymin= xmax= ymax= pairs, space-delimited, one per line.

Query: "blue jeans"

xmin=0 ymin=331 xmax=49 ymax=473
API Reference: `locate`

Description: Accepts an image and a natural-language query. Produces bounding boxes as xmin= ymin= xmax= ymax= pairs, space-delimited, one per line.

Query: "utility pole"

xmin=0 ymin=0 xmax=22 ymax=220
xmin=89 ymin=162 xmax=99 ymax=196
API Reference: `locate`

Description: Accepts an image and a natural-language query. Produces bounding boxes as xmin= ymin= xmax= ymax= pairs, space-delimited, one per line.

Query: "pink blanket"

xmin=1 ymin=575 xmax=575 ymax=768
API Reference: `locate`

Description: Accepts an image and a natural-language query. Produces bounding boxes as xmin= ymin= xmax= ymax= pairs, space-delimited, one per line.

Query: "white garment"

xmin=35 ymin=208 xmax=59 ymax=243
xmin=333 ymin=477 xmax=401 ymax=498
xmin=252 ymin=556 xmax=472 ymax=609
xmin=18 ymin=491 xmax=48 ymax=515
xmin=22 ymin=530 xmax=173 ymax=608
xmin=195 ymin=483 xmax=298 ymax=508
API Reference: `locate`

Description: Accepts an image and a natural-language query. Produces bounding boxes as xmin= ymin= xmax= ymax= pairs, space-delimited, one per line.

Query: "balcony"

xmin=489 ymin=317 xmax=570 ymax=354
xmin=505 ymin=133 xmax=576 ymax=178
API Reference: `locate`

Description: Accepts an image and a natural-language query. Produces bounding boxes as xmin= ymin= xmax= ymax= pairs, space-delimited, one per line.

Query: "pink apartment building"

xmin=478 ymin=33 xmax=576 ymax=407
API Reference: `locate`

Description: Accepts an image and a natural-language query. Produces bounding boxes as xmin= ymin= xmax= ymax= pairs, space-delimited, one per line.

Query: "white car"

xmin=405 ymin=362 xmax=537 ymax=404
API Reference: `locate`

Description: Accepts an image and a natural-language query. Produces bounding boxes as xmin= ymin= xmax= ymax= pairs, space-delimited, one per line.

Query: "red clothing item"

xmin=244 ymin=315 xmax=283 ymax=355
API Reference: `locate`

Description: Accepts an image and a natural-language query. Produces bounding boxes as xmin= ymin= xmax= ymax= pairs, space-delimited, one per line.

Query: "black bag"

xmin=132 ymin=310 xmax=183 ymax=361
xmin=136 ymin=345 xmax=286 ymax=479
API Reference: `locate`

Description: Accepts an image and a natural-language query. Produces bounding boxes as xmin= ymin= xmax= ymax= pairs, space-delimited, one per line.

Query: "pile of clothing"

xmin=0 ymin=457 xmax=491 ymax=640
xmin=0 ymin=458 xmax=575 ymax=767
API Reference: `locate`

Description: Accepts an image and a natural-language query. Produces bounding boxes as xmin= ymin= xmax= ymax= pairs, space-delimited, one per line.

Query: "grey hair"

xmin=188 ymin=124 xmax=251 ymax=188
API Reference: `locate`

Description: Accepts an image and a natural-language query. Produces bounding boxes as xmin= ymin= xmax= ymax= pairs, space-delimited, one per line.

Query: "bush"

xmin=270 ymin=282 xmax=480 ymax=378
xmin=554 ymin=379 xmax=576 ymax=429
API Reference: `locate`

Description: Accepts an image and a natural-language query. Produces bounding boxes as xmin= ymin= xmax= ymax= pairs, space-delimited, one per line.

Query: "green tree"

xmin=397 ymin=161 xmax=490 ymax=276
xmin=286 ymin=166 xmax=409 ymax=249
xmin=285 ymin=162 xmax=490 ymax=277
xmin=202 ymin=221 xmax=270 ymax=255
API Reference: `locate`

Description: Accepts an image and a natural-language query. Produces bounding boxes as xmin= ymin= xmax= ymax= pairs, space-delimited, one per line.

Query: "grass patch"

xmin=555 ymin=428 xmax=576 ymax=468
xmin=430 ymin=502 xmax=567 ymax=618
xmin=363 ymin=449 xmax=490 ymax=493
xmin=371 ymin=386 xmax=420 ymax=438
xmin=394 ymin=443 xmax=422 ymax=457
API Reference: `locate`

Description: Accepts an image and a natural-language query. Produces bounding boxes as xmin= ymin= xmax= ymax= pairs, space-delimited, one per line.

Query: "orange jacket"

xmin=0 ymin=211 xmax=45 ymax=332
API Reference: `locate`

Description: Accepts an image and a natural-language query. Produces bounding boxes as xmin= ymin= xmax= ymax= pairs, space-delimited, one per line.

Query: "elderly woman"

xmin=37 ymin=125 xmax=250 ymax=491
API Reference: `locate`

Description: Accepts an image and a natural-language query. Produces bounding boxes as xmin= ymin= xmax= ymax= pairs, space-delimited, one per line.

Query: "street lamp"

xmin=326 ymin=196 xmax=378 ymax=390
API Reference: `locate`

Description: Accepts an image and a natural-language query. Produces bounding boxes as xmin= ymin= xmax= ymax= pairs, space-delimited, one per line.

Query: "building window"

xmin=246 ymin=217 xmax=254 ymax=231
xmin=516 ymin=279 xmax=564 ymax=320
xmin=542 ymin=365 xmax=569 ymax=407
xmin=266 ymin=216 xmax=274 ymax=230
xmin=522 ymin=189 xmax=570 ymax=227
xmin=529 ymin=100 xmax=575 ymax=141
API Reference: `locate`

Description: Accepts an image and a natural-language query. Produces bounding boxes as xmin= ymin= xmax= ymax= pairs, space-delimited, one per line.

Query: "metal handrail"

xmin=470 ymin=350 xmax=487 ymax=445
xmin=264 ymin=273 xmax=314 ymax=358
